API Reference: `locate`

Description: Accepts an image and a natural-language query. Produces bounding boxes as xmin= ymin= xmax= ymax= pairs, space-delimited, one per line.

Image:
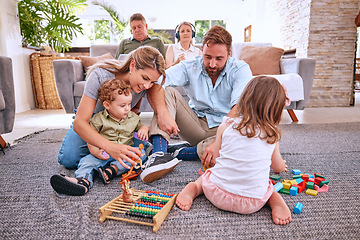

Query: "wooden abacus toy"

xmin=99 ymin=188 xmax=177 ymax=233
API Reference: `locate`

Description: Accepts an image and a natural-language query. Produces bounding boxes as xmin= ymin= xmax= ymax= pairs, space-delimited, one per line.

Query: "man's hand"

xmin=157 ymin=111 xmax=180 ymax=136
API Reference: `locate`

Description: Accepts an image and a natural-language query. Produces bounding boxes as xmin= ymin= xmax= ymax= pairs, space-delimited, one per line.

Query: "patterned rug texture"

xmin=0 ymin=122 xmax=359 ymax=239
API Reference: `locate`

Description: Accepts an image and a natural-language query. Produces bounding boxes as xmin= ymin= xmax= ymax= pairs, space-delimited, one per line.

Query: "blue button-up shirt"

xmin=163 ymin=56 xmax=252 ymax=128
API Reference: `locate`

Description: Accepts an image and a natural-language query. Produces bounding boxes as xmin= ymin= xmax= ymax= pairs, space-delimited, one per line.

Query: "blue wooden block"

xmin=293 ymin=202 xmax=303 ymax=214
xmin=274 ymin=182 xmax=283 ymax=192
xmin=290 ymin=186 xmax=298 ymax=196
xmin=292 ymin=169 xmax=302 ymax=175
xmin=295 ymin=178 xmax=304 ymax=184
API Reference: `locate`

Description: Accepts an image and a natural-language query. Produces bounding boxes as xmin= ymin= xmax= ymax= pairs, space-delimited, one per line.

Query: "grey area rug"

xmin=0 ymin=123 xmax=359 ymax=239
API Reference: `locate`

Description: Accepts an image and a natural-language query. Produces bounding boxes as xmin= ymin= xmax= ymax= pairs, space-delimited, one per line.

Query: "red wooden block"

xmin=314 ymin=177 xmax=325 ymax=185
xmin=302 ymin=174 xmax=309 ymax=182
xmin=293 ymin=181 xmax=306 ymax=193
xmin=269 ymin=178 xmax=275 ymax=185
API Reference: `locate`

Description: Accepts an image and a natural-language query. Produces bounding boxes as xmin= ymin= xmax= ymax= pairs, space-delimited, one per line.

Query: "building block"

xmin=274 ymin=182 xmax=283 ymax=192
xmin=296 ymin=181 xmax=306 ymax=193
xmin=292 ymin=169 xmax=302 ymax=175
xmin=302 ymin=174 xmax=309 ymax=182
xmin=279 ymin=188 xmax=290 ymax=195
xmin=295 ymin=178 xmax=303 ymax=184
xmin=308 ymin=178 xmax=315 ymax=183
xmin=308 ymin=174 xmax=314 ymax=179
xmin=318 ymin=184 xmax=329 ymax=192
xmin=293 ymin=202 xmax=303 ymax=214
xmin=290 ymin=186 xmax=298 ymax=196
xmin=283 ymin=179 xmax=292 ymax=183
xmin=269 ymin=178 xmax=275 ymax=185
xmin=319 ymin=180 xmax=329 ymax=188
xmin=290 ymin=180 xmax=297 ymax=185
xmin=293 ymin=175 xmax=302 ymax=179
xmin=306 ymin=189 xmax=318 ymax=196
xmin=314 ymin=177 xmax=325 ymax=185
xmin=270 ymin=175 xmax=281 ymax=181
xmin=315 ymin=173 xmax=325 ymax=179
xmin=282 ymin=182 xmax=291 ymax=189
xmin=306 ymin=182 xmax=314 ymax=189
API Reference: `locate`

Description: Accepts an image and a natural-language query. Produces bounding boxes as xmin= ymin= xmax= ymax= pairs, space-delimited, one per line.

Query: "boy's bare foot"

xmin=176 ymin=182 xmax=200 ymax=211
xmin=267 ymin=191 xmax=292 ymax=225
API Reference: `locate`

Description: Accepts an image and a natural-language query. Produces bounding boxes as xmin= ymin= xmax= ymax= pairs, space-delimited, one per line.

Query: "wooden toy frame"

xmin=99 ymin=189 xmax=177 ymax=233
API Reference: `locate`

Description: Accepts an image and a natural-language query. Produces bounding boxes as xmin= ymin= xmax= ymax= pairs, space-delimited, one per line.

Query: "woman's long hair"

xmin=233 ymin=76 xmax=287 ymax=144
xmin=87 ymin=46 xmax=166 ymax=85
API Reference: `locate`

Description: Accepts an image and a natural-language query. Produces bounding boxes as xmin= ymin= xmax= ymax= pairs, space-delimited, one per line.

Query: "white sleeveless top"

xmin=172 ymin=42 xmax=201 ymax=60
xmin=209 ymin=117 xmax=276 ymax=199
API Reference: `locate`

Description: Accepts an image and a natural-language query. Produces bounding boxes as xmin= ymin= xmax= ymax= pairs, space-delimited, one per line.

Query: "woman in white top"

xmin=165 ymin=22 xmax=202 ymax=69
xmin=176 ymin=76 xmax=292 ymax=225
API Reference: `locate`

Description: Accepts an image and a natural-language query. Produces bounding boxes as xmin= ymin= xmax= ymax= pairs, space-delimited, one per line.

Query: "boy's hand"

xmin=137 ymin=125 xmax=149 ymax=141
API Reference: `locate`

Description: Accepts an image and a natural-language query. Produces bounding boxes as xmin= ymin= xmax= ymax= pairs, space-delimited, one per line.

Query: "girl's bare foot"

xmin=267 ymin=191 xmax=292 ymax=225
xmin=176 ymin=182 xmax=202 ymax=211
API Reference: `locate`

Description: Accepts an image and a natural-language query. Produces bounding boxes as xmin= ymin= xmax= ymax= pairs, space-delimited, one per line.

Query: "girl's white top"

xmin=209 ymin=117 xmax=276 ymax=199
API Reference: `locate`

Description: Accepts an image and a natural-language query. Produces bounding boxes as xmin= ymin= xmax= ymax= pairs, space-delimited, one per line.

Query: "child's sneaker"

xmin=140 ymin=152 xmax=181 ymax=183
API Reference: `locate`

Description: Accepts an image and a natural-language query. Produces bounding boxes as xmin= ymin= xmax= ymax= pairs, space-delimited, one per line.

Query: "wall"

xmin=0 ymin=0 xmax=35 ymax=113
xmin=271 ymin=0 xmax=359 ymax=107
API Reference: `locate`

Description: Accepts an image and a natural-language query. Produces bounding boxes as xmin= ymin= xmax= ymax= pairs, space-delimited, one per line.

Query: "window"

xmin=194 ymin=20 xmax=226 ymax=44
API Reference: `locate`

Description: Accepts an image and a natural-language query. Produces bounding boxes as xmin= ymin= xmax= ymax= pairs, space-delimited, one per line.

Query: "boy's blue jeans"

xmin=74 ymin=146 xmax=147 ymax=189
xmin=58 ymin=126 xmax=150 ymax=188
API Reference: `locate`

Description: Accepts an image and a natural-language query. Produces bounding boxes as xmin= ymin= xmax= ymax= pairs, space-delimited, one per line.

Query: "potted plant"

xmin=18 ymin=0 xmax=87 ymax=53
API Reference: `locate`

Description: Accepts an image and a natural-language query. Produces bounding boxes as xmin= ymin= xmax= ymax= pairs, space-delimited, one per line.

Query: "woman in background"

xmin=165 ymin=22 xmax=202 ymax=69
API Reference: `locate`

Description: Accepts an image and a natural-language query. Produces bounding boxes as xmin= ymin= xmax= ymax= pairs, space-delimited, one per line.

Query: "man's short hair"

xmin=130 ymin=13 xmax=146 ymax=25
xmin=203 ymin=25 xmax=232 ymax=53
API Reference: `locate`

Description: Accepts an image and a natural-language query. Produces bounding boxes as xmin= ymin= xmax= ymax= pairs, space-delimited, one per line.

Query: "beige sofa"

xmin=53 ymin=43 xmax=316 ymax=121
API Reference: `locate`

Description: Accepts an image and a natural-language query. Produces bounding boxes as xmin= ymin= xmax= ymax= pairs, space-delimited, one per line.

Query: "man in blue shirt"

xmin=140 ymin=26 xmax=253 ymax=183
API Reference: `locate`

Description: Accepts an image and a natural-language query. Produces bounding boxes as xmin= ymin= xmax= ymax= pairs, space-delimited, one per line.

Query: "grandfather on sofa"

xmin=53 ymin=43 xmax=315 ymax=122
xmin=0 ymin=55 xmax=16 ymax=153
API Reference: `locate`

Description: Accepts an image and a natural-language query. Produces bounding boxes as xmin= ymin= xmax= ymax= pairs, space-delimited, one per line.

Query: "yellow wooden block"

xmin=282 ymin=182 xmax=291 ymax=189
xmin=290 ymin=180 xmax=297 ymax=185
xmin=306 ymin=189 xmax=318 ymax=196
xmin=283 ymin=179 xmax=292 ymax=183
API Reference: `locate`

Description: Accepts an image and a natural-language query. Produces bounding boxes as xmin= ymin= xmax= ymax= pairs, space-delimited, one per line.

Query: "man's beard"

xmin=205 ymin=65 xmax=225 ymax=77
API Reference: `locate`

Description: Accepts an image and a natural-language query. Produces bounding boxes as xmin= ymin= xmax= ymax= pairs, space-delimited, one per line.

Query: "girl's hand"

xmin=137 ymin=125 xmax=149 ymax=141
xmin=201 ymin=141 xmax=216 ymax=169
xmin=104 ymin=142 xmax=142 ymax=169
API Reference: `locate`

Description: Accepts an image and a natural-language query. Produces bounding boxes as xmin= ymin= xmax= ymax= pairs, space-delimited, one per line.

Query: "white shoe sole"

xmin=140 ymin=158 xmax=181 ymax=183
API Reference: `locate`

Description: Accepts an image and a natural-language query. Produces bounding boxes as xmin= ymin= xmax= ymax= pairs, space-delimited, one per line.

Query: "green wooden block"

xmin=279 ymin=188 xmax=290 ymax=195
xmin=270 ymin=175 xmax=281 ymax=181
xmin=315 ymin=173 xmax=325 ymax=179
xmin=319 ymin=180 xmax=329 ymax=187
xmin=306 ymin=182 xmax=314 ymax=189
xmin=293 ymin=175 xmax=302 ymax=179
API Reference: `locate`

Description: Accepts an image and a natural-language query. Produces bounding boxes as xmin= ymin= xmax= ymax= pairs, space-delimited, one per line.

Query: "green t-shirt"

xmin=89 ymin=110 xmax=142 ymax=146
xmin=115 ymin=36 xmax=166 ymax=59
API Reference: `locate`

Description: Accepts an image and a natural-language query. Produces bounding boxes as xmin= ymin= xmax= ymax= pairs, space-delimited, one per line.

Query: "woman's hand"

xmin=104 ymin=142 xmax=142 ymax=169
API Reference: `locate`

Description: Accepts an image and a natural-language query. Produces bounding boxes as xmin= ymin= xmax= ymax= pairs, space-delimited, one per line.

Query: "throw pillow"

xmin=240 ymin=46 xmax=284 ymax=76
xmin=79 ymin=52 xmax=114 ymax=71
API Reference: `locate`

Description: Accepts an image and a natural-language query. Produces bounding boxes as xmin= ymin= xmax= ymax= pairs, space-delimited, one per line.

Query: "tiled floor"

xmin=2 ymin=91 xmax=360 ymax=145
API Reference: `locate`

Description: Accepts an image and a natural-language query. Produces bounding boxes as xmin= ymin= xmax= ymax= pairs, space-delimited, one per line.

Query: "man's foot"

xmin=267 ymin=191 xmax=292 ymax=225
xmin=176 ymin=182 xmax=199 ymax=211
xmin=50 ymin=174 xmax=89 ymax=196
xmin=140 ymin=152 xmax=181 ymax=183
xmin=167 ymin=141 xmax=191 ymax=154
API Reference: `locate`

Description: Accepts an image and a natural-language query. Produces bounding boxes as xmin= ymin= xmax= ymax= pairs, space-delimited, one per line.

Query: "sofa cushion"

xmin=269 ymin=73 xmax=304 ymax=102
xmin=240 ymin=46 xmax=284 ymax=75
xmin=74 ymin=81 xmax=86 ymax=97
xmin=78 ymin=52 xmax=114 ymax=71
